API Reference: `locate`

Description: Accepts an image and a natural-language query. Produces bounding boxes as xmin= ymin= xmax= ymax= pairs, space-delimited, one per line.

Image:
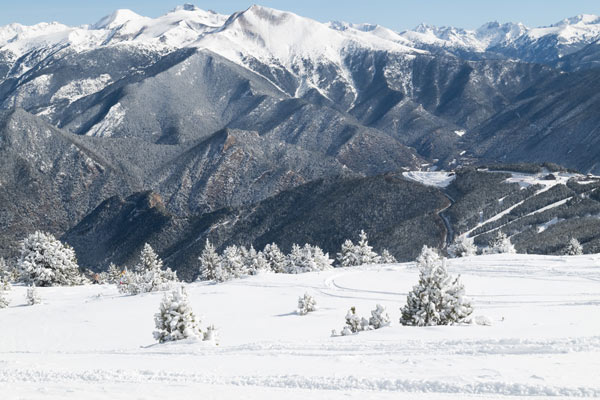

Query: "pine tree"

xmin=400 ymin=258 xmax=473 ymax=326
xmin=380 ymin=249 xmax=397 ymax=264
xmin=135 ymin=244 xmax=177 ymax=292
xmin=369 ymin=304 xmax=391 ymax=329
xmin=297 ymin=293 xmax=317 ymax=315
xmin=486 ymin=231 xmax=516 ymax=254
xmin=198 ymin=239 xmax=221 ymax=281
xmin=415 ymin=245 xmax=441 ymax=273
xmin=564 ymin=237 xmax=583 ymax=255
xmin=153 ymin=286 xmax=202 ymax=343
xmin=355 ymin=230 xmax=379 ymax=265
xmin=263 ymin=243 xmax=287 ymax=273
xmin=117 ymin=268 xmax=142 ymax=295
xmin=0 ymin=289 xmax=9 ymax=308
xmin=107 ymin=263 xmax=122 ymax=284
xmin=447 ymin=236 xmax=477 ymax=258
xmin=17 ymin=231 xmax=84 ymax=287
xmin=218 ymin=245 xmax=245 ymax=281
xmin=244 ymin=245 xmax=268 ymax=275
xmin=337 ymin=239 xmax=360 ymax=267
xmin=311 ymin=245 xmax=334 ymax=271
xmin=0 ymin=258 xmax=10 ymax=291
xmin=26 ymin=284 xmax=41 ymax=305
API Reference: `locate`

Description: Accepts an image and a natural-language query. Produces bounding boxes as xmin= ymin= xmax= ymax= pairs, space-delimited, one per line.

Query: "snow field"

xmin=1 ymin=254 xmax=599 ymax=399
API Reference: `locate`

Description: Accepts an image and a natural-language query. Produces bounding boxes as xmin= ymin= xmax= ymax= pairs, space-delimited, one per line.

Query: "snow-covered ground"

xmin=1 ymin=254 xmax=599 ymax=399
xmin=403 ymin=171 xmax=456 ymax=188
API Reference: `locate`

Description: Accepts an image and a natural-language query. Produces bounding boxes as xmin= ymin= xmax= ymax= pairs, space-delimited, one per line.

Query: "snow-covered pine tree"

xmin=341 ymin=306 xmax=370 ymax=335
xmin=0 ymin=289 xmax=9 ymax=308
xmin=107 ymin=263 xmax=122 ymax=284
xmin=415 ymin=245 xmax=441 ymax=273
xmin=0 ymin=258 xmax=10 ymax=291
xmin=263 ymin=243 xmax=287 ymax=273
xmin=244 ymin=245 xmax=268 ymax=275
xmin=135 ymin=243 xmax=177 ymax=292
xmin=198 ymin=239 xmax=221 ymax=281
xmin=355 ymin=230 xmax=379 ymax=265
xmin=447 ymin=236 xmax=477 ymax=258
xmin=286 ymin=244 xmax=326 ymax=273
xmin=400 ymin=258 xmax=473 ymax=326
xmin=336 ymin=239 xmax=360 ymax=267
xmin=153 ymin=286 xmax=202 ymax=343
xmin=564 ymin=237 xmax=583 ymax=255
xmin=219 ymin=245 xmax=245 ymax=281
xmin=17 ymin=231 xmax=84 ymax=287
xmin=369 ymin=304 xmax=391 ymax=329
xmin=487 ymin=231 xmax=516 ymax=254
xmin=26 ymin=284 xmax=41 ymax=305
xmin=297 ymin=293 xmax=317 ymax=315
xmin=117 ymin=268 xmax=142 ymax=295
xmin=380 ymin=249 xmax=397 ymax=264
xmin=311 ymin=245 xmax=334 ymax=271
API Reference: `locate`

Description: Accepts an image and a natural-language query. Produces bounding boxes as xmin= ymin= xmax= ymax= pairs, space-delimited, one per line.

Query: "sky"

xmin=1 ymin=1 xmax=600 ymax=31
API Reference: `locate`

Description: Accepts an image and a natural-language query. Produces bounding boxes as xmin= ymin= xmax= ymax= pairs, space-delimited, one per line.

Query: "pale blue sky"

xmin=2 ymin=1 xmax=600 ymax=31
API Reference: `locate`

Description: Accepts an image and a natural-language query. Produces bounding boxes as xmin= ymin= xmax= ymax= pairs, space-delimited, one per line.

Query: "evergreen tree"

xmin=153 ymin=286 xmax=202 ymax=343
xmin=311 ymin=245 xmax=334 ymax=271
xmin=400 ymin=258 xmax=473 ymax=326
xmin=415 ymin=245 xmax=442 ymax=273
xmin=564 ymin=237 xmax=583 ymax=255
xmin=26 ymin=284 xmax=41 ymax=305
xmin=368 ymin=304 xmax=391 ymax=329
xmin=0 ymin=289 xmax=9 ymax=308
xmin=380 ymin=249 xmax=397 ymax=264
xmin=336 ymin=239 xmax=360 ymax=267
xmin=198 ymin=239 xmax=221 ymax=281
xmin=486 ymin=231 xmax=516 ymax=254
xmin=17 ymin=231 xmax=84 ymax=287
xmin=355 ymin=230 xmax=379 ymax=265
xmin=263 ymin=243 xmax=287 ymax=273
xmin=107 ymin=263 xmax=122 ymax=284
xmin=134 ymin=243 xmax=177 ymax=292
xmin=447 ymin=236 xmax=477 ymax=258
xmin=297 ymin=293 xmax=317 ymax=315
xmin=244 ymin=245 xmax=268 ymax=275
xmin=219 ymin=245 xmax=245 ymax=281
xmin=117 ymin=268 xmax=142 ymax=295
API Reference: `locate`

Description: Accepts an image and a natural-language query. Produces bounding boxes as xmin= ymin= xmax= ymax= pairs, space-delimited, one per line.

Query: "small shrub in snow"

xmin=297 ymin=293 xmax=317 ymax=315
xmin=263 ymin=243 xmax=287 ymax=273
xmin=486 ymin=231 xmax=516 ymax=254
xmin=340 ymin=307 xmax=370 ymax=335
xmin=368 ymin=304 xmax=391 ymax=329
xmin=415 ymin=245 xmax=441 ymax=272
xmin=400 ymin=258 xmax=473 ymax=326
xmin=26 ymin=284 xmax=41 ymax=305
xmin=203 ymin=324 xmax=219 ymax=344
xmin=153 ymin=286 xmax=202 ymax=343
xmin=380 ymin=249 xmax=397 ymax=264
xmin=447 ymin=236 xmax=477 ymax=258
xmin=563 ymin=238 xmax=583 ymax=255
xmin=473 ymin=315 xmax=492 ymax=326
xmin=17 ymin=231 xmax=85 ymax=287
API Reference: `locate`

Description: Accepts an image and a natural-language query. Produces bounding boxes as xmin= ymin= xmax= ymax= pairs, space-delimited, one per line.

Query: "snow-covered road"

xmin=1 ymin=254 xmax=599 ymax=399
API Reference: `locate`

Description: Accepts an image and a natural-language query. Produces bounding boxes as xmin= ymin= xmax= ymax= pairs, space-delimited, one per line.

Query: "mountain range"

xmin=2 ymin=4 xmax=600 ymax=278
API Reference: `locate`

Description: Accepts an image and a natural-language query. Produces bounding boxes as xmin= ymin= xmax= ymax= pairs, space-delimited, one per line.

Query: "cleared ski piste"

xmin=1 ymin=254 xmax=599 ymax=399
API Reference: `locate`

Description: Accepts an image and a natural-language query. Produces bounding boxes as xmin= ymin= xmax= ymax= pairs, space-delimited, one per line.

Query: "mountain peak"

xmin=93 ymin=9 xmax=145 ymax=30
xmin=172 ymin=3 xmax=199 ymax=12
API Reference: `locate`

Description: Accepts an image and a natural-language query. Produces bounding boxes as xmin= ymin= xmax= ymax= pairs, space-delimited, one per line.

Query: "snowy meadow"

xmin=1 ymin=253 xmax=599 ymax=399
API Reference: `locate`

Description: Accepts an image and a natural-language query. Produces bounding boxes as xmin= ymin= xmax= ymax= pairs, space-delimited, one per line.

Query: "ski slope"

xmin=1 ymin=254 xmax=599 ymax=399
